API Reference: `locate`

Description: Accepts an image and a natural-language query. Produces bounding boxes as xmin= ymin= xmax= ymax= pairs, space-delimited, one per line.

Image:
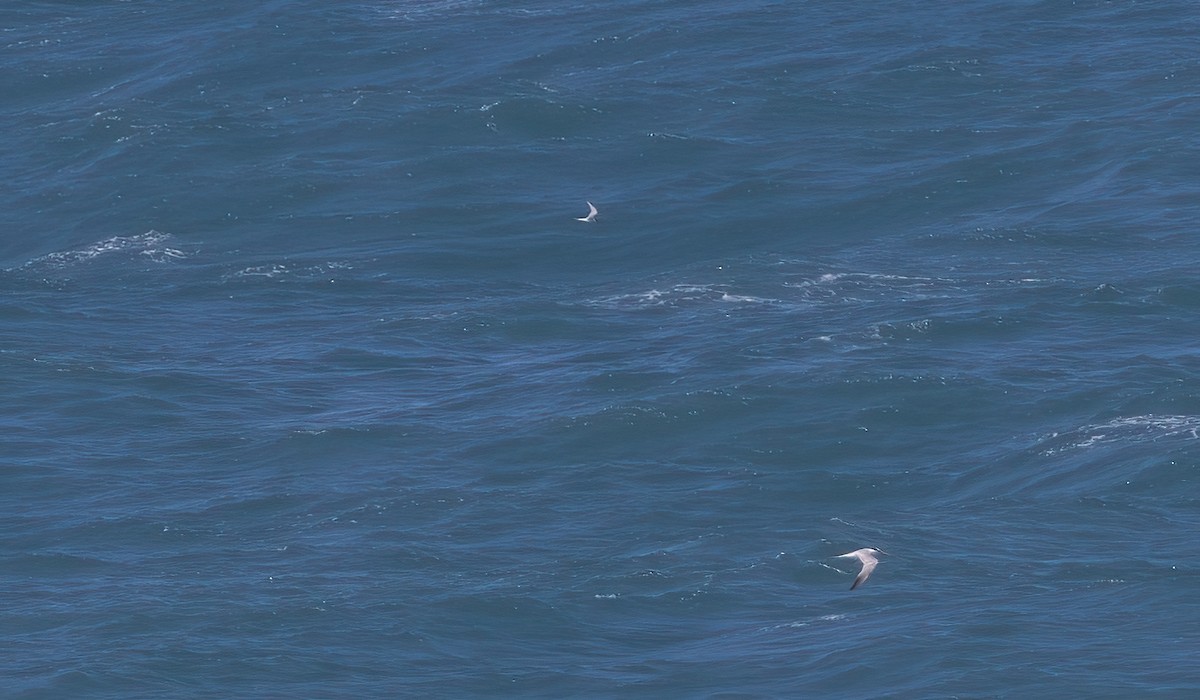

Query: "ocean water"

xmin=3 ymin=0 xmax=1199 ymax=696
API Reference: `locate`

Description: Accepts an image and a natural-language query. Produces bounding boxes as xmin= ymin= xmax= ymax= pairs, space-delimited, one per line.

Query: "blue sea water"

xmin=3 ymin=0 xmax=1199 ymax=696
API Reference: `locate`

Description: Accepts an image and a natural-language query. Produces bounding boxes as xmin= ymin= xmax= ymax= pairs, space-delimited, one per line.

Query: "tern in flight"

xmin=576 ymin=201 xmax=598 ymax=222
xmin=835 ymin=547 xmax=887 ymax=590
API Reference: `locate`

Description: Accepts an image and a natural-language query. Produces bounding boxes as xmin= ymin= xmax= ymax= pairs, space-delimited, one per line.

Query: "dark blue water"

xmin=4 ymin=1 xmax=1199 ymax=696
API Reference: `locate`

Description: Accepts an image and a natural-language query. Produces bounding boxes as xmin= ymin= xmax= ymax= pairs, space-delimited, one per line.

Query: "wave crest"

xmin=1039 ymin=414 xmax=1200 ymax=456
xmin=11 ymin=231 xmax=188 ymax=272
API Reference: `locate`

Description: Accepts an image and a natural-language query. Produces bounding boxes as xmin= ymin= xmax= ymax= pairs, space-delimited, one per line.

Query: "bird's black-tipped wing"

xmin=850 ymin=559 xmax=878 ymax=590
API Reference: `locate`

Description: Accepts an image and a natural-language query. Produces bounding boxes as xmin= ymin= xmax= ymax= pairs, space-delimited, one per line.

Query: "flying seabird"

xmin=576 ymin=201 xmax=598 ymax=222
xmin=835 ymin=547 xmax=887 ymax=590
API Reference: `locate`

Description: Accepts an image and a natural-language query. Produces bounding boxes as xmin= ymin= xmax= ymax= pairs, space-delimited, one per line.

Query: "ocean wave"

xmin=224 ymin=260 xmax=354 ymax=282
xmin=380 ymin=0 xmax=483 ymax=21
xmin=1038 ymin=414 xmax=1200 ymax=456
xmin=10 ymin=231 xmax=188 ymax=273
xmin=783 ymin=271 xmax=963 ymax=304
xmin=585 ymin=283 xmax=779 ymax=309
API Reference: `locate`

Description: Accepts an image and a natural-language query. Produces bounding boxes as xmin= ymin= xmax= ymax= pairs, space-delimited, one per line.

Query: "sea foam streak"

xmin=11 ymin=231 xmax=187 ymax=272
xmin=1040 ymin=414 xmax=1200 ymax=455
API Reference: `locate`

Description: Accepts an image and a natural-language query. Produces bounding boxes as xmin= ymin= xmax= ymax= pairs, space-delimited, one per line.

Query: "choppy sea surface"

xmin=4 ymin=1 xmax=1199 ymax=697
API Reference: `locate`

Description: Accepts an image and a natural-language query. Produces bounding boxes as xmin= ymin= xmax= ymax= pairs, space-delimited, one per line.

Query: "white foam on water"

xmin=380 ymin=0 xmax=483 ymax=21
xmin=587 ymin=283 xmax=777 ymax=309
xmin=11 ymin=231 xmax=188 ymax=272
xmin=225 ymin=261 xmax=353 ymax=281
xmin=233 ymin=264 xmax=290 ymax=279
xmin=1039 ymin=414 xmax=1200 ymax=455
